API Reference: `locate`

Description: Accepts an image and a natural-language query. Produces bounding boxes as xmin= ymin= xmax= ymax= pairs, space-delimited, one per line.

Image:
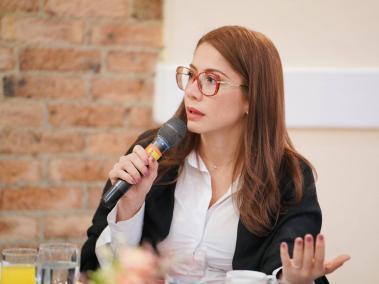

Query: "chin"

xmin=187 ymin=121 xmax=206 ymax=134
xmin=187 ymin=120 xmax=218 ymax=135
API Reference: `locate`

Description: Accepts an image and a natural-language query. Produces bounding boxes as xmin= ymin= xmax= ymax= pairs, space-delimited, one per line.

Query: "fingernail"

xmin=306 ymin=234 xmax=312 ymax=242
xmin=318 ymin=234 xmax=324 ymax=241
xmin=281 ymin=242 xmax=286 ymax=248
xmin=296 ymin=238 xmax=303 ymax=244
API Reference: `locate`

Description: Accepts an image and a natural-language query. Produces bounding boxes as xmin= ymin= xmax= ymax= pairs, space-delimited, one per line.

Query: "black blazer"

xmin=80 ymin=133 xmax=328 ymax=284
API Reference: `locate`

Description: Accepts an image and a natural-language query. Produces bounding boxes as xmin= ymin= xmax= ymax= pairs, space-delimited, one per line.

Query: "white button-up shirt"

xmin=105 ymin=150 xmax=281 ymax=282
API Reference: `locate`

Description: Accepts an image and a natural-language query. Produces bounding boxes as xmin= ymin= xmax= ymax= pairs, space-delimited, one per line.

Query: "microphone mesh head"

xmin=157 ymin=117 xmax=187 ymax=147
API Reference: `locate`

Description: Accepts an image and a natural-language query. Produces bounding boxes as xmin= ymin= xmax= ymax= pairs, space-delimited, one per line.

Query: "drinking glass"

xmin=1 ymin=248 xmax=37 ymax=284
xmin=36 ymin=243 xmax=79 ymax=284
xmin=165 ymin=249 xmax=207 ymax=284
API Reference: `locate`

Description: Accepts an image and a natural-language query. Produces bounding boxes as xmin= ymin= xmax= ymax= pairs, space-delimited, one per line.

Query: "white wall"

xmin=160 ymin=0 xmax=379 ymax=283
xmin=163 ymin=0 xmax=379 ymax=67
xmin=289 ymin=129 xmax=379 ymax=283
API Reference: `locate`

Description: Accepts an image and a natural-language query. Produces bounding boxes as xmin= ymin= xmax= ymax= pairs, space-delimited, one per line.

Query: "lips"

xmin=186 ymin=106 xmax=205 ymax=121
xmin=187 ymin=107 xmax=204 ymax=116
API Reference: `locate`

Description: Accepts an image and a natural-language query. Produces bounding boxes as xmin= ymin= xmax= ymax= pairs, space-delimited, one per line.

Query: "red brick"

xmin=86 ymin=130 xmax=139 ymax=155
xmin=1 ymin=15 xmax=84 ymax=44
xmin=49 ymin=158 xmax=114 ymax=182
xmin=0 ymin=46 xmax=15 ymax=70
xmin=107 ymin=50 xmax=158 ymax=73
xmin=0 ymin=101 xmax=44 ymax=127
xmin=91 ymin=77 xmax=153 ymax=102
xmin=87 ymin=186 xmax=104 ymax=209
xmin=0 ymin=216 xmax=38 ymax=241
xmin=91 ymin=22 xmax=161 ymax=47
xmin=20 ymin=48 xmax=100 ymax=72
xmin=44 ymin=214 xmax=92 ymax=239
xmin=0 ymin=0 xmax=39 ymax=12
xmin=48 ymin=103 xmax=126 ymax=127
xmin=0 ymin=129 xmax=85 ymax=155
xmin=132 ymin=0 xmax=162 ymax=20
xmin=0 ymin=187 xmax=83 ymax=211
xmin=3 ymin=75 xmax=86 ymax=99
xmin=45 ymin=0 xmax=129 ymax=17
xmin=127 ymin=105 xmax=153 ymax=127
xmin=0 ymin=159 xmax=42 ymax=184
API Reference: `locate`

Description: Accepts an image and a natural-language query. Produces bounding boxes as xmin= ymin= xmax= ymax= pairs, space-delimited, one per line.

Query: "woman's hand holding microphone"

xmin=108 ymin=145 xmax=159 ymax=222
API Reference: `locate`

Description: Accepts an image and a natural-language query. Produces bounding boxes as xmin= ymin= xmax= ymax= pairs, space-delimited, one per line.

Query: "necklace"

xmin=200 ymin=152 xmax=235 ymax=171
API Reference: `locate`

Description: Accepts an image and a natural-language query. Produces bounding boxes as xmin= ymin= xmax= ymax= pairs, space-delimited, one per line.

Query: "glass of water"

xmin=36 ymin=243 xmax=79 ymax=284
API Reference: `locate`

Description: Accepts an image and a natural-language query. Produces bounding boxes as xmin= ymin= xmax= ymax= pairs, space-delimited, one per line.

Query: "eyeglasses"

xmin=175 ymin=66 xmax=247 ymax=97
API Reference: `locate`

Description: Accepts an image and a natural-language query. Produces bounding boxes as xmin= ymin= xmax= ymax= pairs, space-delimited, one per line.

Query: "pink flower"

xmin=90 ymin=245 xmax=168 ymax=284
xmin=117 ymin=247 xmax=160 ymax=284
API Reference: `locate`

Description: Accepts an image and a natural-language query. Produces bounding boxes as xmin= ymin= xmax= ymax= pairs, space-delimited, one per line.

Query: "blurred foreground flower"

xmin=89 ymin=245 xmax=168 ymax=284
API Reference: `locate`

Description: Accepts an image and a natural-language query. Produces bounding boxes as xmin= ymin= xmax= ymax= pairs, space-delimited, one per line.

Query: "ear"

xmin=243 ymin=100 xmax=249 ymax=115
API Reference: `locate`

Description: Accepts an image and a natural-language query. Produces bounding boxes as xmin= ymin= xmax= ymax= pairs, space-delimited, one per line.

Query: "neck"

xmin=198 ymin=123 xmax=244 ymax=170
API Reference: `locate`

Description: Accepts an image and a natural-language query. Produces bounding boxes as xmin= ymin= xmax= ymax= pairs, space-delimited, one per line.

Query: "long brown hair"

xmin=145 ymin=26 xmax=313 ymax=236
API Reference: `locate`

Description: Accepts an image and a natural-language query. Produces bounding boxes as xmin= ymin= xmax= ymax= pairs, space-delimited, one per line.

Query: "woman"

xmin=81 ymin=26 xmax=349 ymax=283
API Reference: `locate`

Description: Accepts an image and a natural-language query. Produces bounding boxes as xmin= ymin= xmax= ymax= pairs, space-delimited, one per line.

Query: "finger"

xmin=280 ymin=242 xmax=292 ymax=270
xmin=313 ymin=234 xmax=325 ymax=274
xmin=129 ymin=152 xmax=149 ymax=177
xmin=133 ymin=145 xmax=149 ymax=165
xmin=150 ymin=155 xmax=158 ymax=168
xmin=111 ymin=168 xmax=136 ymax=185
xmin=109 ymin=166 xmax=124 ymax=184
xmin=292 ymin=237 xmax=304 ymax=269
xmin=302 ymin=234 xmax=314 ymax=271
xmin=121 ymin=158 xmax=142 ymax=182
xmin=324 ymin=255 xmax=350 ymax=274
xmin=142 ymin=157 xmax=158 ymax=182
xmin=109 ymin=168 xmax=117 ymax=185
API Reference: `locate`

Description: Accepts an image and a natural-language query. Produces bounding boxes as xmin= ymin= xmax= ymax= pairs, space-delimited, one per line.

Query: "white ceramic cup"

xmin=225 ymin=270 xmax=277 ymax=284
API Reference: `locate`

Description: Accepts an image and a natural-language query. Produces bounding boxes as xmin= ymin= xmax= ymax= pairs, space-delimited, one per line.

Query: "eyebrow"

xmin=189 ymin=64 xmax=230 ymax=79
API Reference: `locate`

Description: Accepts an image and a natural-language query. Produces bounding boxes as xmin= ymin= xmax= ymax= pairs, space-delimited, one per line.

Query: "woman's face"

xmin=184 ymin=43 xmax=249 ymax=135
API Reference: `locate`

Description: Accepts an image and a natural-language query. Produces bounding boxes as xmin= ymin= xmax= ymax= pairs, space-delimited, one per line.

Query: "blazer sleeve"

xmin=80 ymin=179 xmax=113 ymax=272
xmin=79 ymin=129 xmax=156 ymax=273
xmin=259 ymin=163 xmax=329 ymax=284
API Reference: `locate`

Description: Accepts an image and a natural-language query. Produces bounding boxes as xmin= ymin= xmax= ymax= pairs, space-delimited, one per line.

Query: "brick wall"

xmin=0 ymin=0 xmax=162 ymax=250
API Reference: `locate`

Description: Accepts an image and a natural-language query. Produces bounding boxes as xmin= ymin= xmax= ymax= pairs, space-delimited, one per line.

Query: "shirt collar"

xmin=185 ymin=151 xmax=241 ymax=187
xmin=185 ymin=150 xmax=209 ymax=173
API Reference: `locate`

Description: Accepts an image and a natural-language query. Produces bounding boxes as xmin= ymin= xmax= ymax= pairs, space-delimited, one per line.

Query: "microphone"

xmin=102 ymin=117 xmax=187 ymax=209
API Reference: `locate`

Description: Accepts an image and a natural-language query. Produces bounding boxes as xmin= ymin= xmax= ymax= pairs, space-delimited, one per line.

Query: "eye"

xmin=205 ymin=74 xmax=218 ymax=85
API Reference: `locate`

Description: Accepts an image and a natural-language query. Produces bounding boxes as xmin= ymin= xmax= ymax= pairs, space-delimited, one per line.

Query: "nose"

xmin=185 ymin=79 xmax=202 ymax=101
